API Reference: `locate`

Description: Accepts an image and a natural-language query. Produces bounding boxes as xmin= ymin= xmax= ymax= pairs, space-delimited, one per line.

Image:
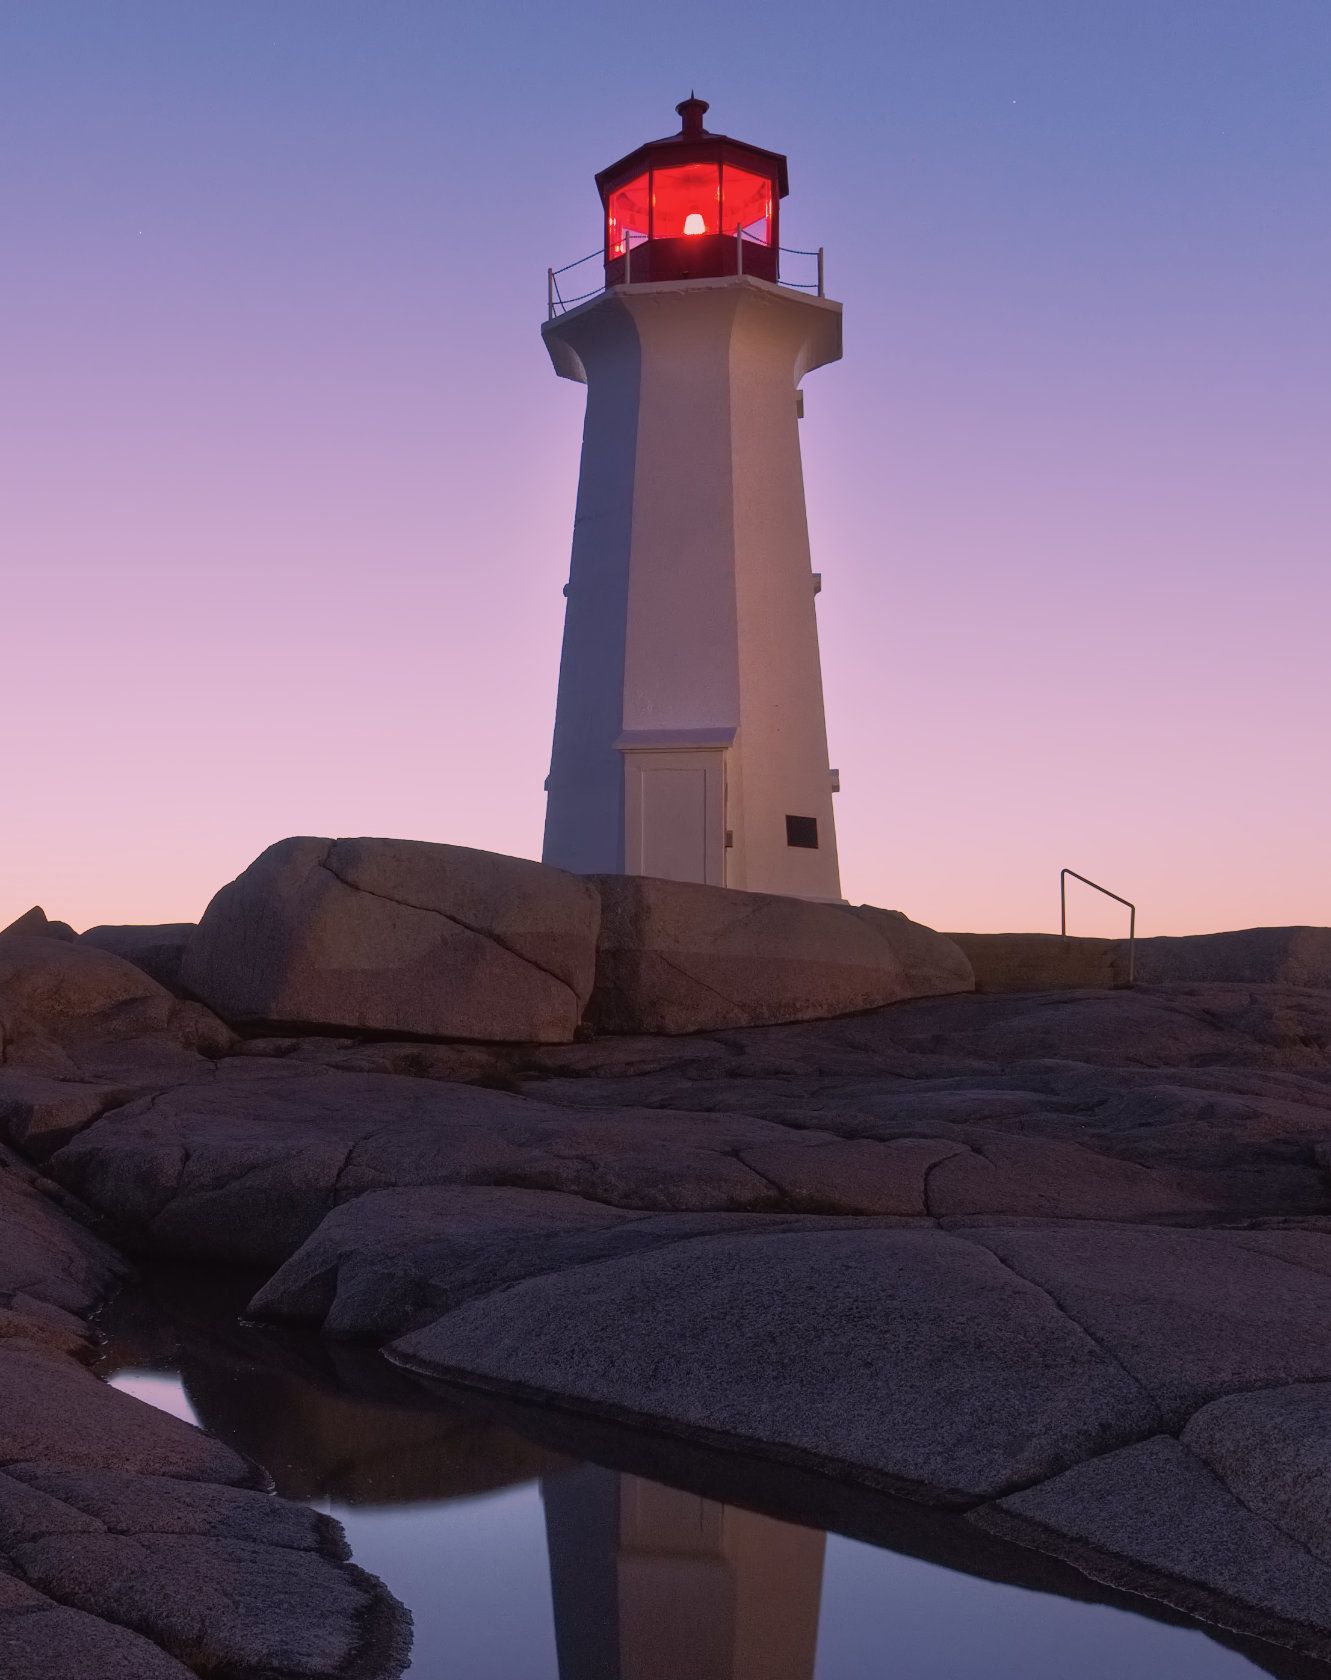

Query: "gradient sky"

xmin=3 ymin=0 xmax=1328 ymax=936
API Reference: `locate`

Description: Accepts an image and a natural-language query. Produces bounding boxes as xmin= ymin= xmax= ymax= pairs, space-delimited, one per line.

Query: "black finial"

xmin=676 ymin=94 xmax=709 ymax=137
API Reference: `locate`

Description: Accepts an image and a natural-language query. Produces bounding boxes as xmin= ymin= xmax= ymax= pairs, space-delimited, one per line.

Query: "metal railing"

xmin=547 ymin=239 xmax=827 ymax=320
xmin=1060 ymin=868 xmax=1137 ymax=985
xmin=547 ymin=247 xmax=605 ymax=318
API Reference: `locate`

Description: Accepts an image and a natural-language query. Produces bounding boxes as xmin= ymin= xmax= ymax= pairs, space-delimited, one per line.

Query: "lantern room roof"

xmin=594 ymin=96 xmax=790 ymax=203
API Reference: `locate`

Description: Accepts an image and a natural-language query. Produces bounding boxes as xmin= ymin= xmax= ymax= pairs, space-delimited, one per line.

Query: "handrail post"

xmin=1060 ymin=868 xmax=1137 ymax=986
xmin=736 ymin=224 xmax=743 ymax=277
xmin=817 ymin=246 xmax=825 ymax=297
xmin=547 ymin=267 xmax=555 ymax=320
xmin=625 ymin=236 xmax=631 ymax=286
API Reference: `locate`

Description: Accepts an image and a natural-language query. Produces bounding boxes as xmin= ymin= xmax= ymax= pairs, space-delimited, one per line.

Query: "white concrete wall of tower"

xmin=541 ymin=274 xmax=844 ymax=901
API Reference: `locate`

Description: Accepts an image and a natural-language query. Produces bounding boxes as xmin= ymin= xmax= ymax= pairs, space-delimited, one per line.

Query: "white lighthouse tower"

xmin=542 ymin=97 xmax=843 ymax=901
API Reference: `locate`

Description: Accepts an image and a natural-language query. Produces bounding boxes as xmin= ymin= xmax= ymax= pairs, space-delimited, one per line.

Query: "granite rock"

xmin=947 ymin=932 xmax=1126 ymax=993
xmin=974 ymin=1435 xmax=1331 ymax=1661
xmin=963 ymin=1222 xmax=1331 ymax=1423
xmin=79 ymin=922 xmax=195 ymax=991
xmin=249 ymin=1188 xmax=884 ymax=1341
xmin=1132 ymin=926 xmax=1331 ymax=988
xmin=181 ymin=836 xmax=601 ymax=1043
xmin=0 ymin=1464 xmax=406 ymax=1680
xmin=392 ymin=1224 xmax=1161 ymax=1503
xmin=0 ymin=1145 xmax=412 ymax=1678
xmin=0 ymin=1571 xmax=199 ymax=1680
xmin=0 ymin=933 xmax=233 ymax=1081
xmin=585 ymin=874 xmax=973 ymax=1035
xmin=1 ymin=907 xmax=76 ymax=942
xmin=1182 ymin=1382 xmax=1331 ymax=1568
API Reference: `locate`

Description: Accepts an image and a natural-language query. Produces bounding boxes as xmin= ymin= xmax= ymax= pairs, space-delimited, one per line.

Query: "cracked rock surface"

xmin=0 ymin=942 xmax=411 ymax=1679
xmin=180 ymin=835 xmax=601 ymax=1043
xmin=585 ymin=873 xmax=974 ymax=1032
xmin=5 ymin=925 xmax=1331 ymax=1666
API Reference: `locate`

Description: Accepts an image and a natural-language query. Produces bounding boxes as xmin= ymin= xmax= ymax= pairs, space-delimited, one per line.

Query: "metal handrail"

xmin=1060 ymin=869 xmax=1137 ymax=984
xmin=546 ymin=238 xmax=826 ymax=319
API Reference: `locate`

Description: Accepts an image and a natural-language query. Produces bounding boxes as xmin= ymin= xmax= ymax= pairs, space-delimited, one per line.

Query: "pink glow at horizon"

xmin=3 ymin=2 xmax=1328 ymax=939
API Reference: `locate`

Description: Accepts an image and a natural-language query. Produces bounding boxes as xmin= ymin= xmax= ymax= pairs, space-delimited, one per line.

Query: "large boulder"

xmin=0 ymin=934 xmax=233 ymax=1080
xmin=79 ymin=923 xmax=194 ymax=992
xmin=584 ymin=876 xmax=973 ymax=1035
xmin=181 ymin=837 xmax=600 ymax=1044
xmin=1132 ymin=926 xmax=1331 ymax=988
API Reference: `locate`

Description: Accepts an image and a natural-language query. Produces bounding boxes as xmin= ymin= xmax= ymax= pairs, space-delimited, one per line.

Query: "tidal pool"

xmin=97 ymin=1268 xmax=1317 ymax=1680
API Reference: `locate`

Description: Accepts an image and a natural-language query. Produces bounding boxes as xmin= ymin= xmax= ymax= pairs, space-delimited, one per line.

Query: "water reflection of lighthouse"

xmin=543 ymin=1467 xmax=825 ymax=1680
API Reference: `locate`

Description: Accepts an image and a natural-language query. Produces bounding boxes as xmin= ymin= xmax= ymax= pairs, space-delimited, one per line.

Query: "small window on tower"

xmin=786 ymin=815 xmax=819 ymax=849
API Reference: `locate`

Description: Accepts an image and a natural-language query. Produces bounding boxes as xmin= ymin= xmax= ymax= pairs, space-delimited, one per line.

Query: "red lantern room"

xmin=597 ymin=96 xmax=787 ymax=287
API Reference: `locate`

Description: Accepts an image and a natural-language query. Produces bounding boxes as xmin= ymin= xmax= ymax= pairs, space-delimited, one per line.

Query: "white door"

xmin=624 ymin=751 xmax=726 ymax=885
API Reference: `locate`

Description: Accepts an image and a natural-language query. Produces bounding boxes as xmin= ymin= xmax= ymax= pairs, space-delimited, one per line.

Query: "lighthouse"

xmin=541 ymin=97 xmax=843 ymax=901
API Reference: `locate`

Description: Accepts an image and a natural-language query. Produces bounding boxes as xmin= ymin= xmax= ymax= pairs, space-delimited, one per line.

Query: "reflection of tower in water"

xmin=543 ymin=1467 xmax=825 ymax=1680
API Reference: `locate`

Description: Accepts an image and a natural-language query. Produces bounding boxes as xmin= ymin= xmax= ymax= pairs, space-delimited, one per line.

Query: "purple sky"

xmin=4 ymin=1 xmax=1328 ymax=936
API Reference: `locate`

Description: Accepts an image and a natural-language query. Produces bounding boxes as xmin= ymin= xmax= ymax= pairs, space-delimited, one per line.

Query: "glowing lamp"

xmin=598 ymin=95 xmax=786 ymax=285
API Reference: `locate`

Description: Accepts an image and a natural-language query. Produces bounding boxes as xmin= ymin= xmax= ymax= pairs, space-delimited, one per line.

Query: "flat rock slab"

xmin=37 ymin=1054 xmax=1239 ymax=1269
xmin=392 ymin=1224 xmax=1161 ymax=1504
xmin=722 ymin=980 xmax=1331 ymax=1074
xmin=0 ymin=1229 xmax=411 ymax=1679
xmin=250 ymin=1185 xmax=893 ymax=1341
xmin=0 ymin=1464 xmax=405 ymax=1680
xmin=0 ymin=1344 xmax=256 ymax=1483
xmin=963 ymin=1222 xmax=1331 ymax=1423
xmin=947 ymin=932 xmax=1127 ymax=993
xmin=45 ymin=1065 xmax=829 ymax=1263
xmin=1181 ymin=1382 xmax=1331 ymax=1568
xmin=1133 ymin=925 xmax=1331 ymax=988
xmin=181 ymin=835 xmax=601 ymax=1043
xmin=250 ymin=1184 xmax=633 ymax=1338
xmin=0 ymin=1107 xmax=411 ymax=1679
xmin=585 ymin=875 xmax=974 ymax=1034
xmin=0 ymin=1571 xmax=199 ymax=1680
xmin=974 ymin=1434 xmax=1331 ymax=1662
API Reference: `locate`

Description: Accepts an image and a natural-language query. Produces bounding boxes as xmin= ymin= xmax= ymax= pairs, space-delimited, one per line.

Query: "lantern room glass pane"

xmin=722 ymin=164 xmax=773 ymax=244
xmin=652 ymin=162 xmax=722 ymax=239
xmin=607 ymin=173 xmax=649 ymax=257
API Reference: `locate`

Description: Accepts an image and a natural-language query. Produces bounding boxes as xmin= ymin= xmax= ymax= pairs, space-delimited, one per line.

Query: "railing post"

xmin=736 ymin=224 xmax=743 ymax=277
xmin=547 ymin=268 xmax=555 ymax=321
xmin=817 ymin=247 xmax=825 ymax=298
xmin=1060 ymin=868 xmax=1138 ymax=986
xmin=625 ymin=236 xmax=631 ymax=286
